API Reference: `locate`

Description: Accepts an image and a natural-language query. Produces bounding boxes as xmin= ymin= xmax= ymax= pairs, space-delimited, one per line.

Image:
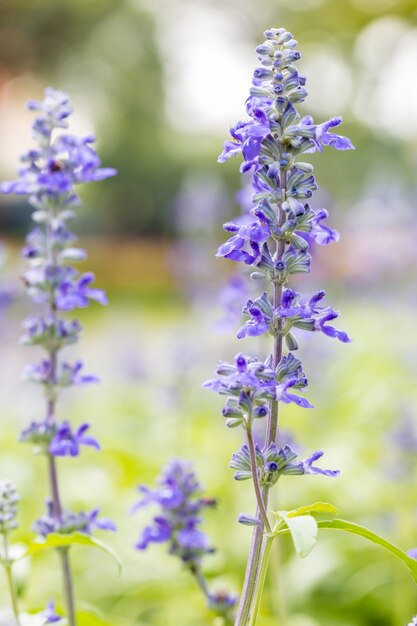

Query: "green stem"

xmin=248 ymin=537 xmax=274 ymax=626
xmin=59 ymin=548 xmax=76 ymax=626
xmin=3 ymin=533 xmax=21 ymax=625
xmin=246 ymin=426 xmax=271 ymax=534
xmin=191 ymin=564 xmax=210 ymax=599
xmin=234 ymin=525 xmax=264 ymax=626
xmin=234 ymin=156 xmax=287 ymax=626
xmin=44 ymin=196 xmax=77 ymax=626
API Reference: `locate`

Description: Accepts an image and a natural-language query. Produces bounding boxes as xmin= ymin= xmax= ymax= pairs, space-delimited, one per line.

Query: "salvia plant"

xmin=1 ymin=29 xmax=417 ymax=626
xmin=0 ymin=88 xmax=116 ymax=625
xmin=136 ymin=26 xmax=417 ymax=626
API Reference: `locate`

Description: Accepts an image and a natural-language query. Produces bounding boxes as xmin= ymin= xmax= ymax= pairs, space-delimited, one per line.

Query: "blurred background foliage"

xmin=0 ymin=0 xmax=417 ymax=234
xmin=0 ymin=0 xmax=417 ymax=625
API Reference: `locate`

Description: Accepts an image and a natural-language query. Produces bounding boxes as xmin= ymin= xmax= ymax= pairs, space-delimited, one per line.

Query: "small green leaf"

xmin=287 ymin=501 xmax=339 ymax=518
xmin=24 ymin=533 xmax=121 ymax=573
xmin=276 ymin=511 xmax=318 ymax=558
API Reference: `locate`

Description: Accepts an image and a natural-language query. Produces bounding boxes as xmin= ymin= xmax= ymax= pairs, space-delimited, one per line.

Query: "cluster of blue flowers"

xmin=0 ymin=87 xmax=116 ymax=540
xmin=204 ymin=27 xmax=354 ymax=624
xmin=209 ymin=27 xmax=351 ymax=482
xmin=0 ymin=88 xmax=116 ymax=623
xmin=134 ymin=459 xmax=216 ymax=561
xmin=133 ymin=460 xmax=237 ymax=619
xmin=34 ymin=501 xmax=116 ymax=537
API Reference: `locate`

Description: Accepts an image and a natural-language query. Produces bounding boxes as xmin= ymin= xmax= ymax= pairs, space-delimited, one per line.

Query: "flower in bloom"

xmin=216 ymin=219 xmax=269 ymax=266
xmin=230 ymin=442 xmax=339 ymax=488
xmin=407 ymin=618 xmax=417 ymax=626
xmin=133 ymin=459 xmax=216 ymax=565
xmin=204 ymin=352 xmax=312 ymax=427
xmin=33 ymin=500 xmax=116 ymax=537
xmin=49 ymin=422 xmax=100 ymax=457
xmin=237 ymin=289 xmax=351 ymax=345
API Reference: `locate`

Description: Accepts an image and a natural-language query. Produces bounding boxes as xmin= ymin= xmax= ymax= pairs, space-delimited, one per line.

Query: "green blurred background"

xmin=0 ymin=0 xmax=417 ymax=624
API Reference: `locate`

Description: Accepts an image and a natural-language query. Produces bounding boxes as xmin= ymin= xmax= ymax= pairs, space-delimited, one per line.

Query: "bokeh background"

xmin=1 ymin=0 xmax=417 ymax=625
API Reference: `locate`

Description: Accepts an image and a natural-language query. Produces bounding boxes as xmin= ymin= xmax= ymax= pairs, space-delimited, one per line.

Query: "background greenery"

xmin=0 ymin=0 xmax=417 ymax=624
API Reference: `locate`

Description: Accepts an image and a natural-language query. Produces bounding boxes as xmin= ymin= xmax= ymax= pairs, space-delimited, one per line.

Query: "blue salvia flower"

xmin=134 ymin=460 xmax=237 ymax=622
xmin=204 ymin=352 xmax=312 ymax=429
xmin=133 ymin=459 xmax=216 ymax=564
xmin=0 ymin=87 xmax=116 ymax=624
xmin=230 ymin=442 xmax=339 ymax=491
xmin=237 ymin=288 xmax=350 ymax=345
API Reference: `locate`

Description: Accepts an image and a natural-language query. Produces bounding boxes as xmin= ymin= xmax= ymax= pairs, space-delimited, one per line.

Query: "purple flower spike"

xmin=56 ymin=272 xmax=108 ymax=311
xmin=133 ymin=459 xmax=216 ymax=565
xmin=2 ymin=85 xmax=116 ymax=615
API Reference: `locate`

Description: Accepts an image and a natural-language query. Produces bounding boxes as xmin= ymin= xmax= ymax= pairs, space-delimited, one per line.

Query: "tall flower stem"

xmin=213 ymin=26 xmax=353 ymax=626
xmin=248 ymin=536 xmax=274 ymax=626
xmin=3 ymin=533 xmax=21 ymax=626
xmin=235 ymin=177 xmax=286 ymax=626
xmin=266 ymin=171 xmax=286 ymax=445
xmin=48 ymin=455 xmax=76 ymax=626
xmin=190 ymin=564 xmax=210 ymax=599
xmin=0 ymin=86 xmax=116 ymax=626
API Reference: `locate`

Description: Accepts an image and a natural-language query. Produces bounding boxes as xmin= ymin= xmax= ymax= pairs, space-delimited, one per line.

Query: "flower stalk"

xmin=208 ymin=26 xmax=353 ymax=625
xmin=0 ymin=87 xmax=117 ymax=623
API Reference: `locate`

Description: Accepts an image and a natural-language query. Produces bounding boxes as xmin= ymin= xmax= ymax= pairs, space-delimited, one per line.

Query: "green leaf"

xmin=286 ymin=501 xmax=339 ymax=518
xmin=275 ymin=511 xmax=318 ymax=558
xmin=272 ymin=502 xmax=338 ymax=558
xmin=23 ymin=533 xmax=121 ymax=573
xmin=317 ymin=519 xmax=417 ymax=583
xmin=275 ymin=517 xmax=417 ymax=584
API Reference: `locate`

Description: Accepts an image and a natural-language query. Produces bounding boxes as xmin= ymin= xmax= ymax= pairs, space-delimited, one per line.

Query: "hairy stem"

xmin=235 ymin=170 xmax=287 ymax=626
xmin=246 ymin=426 xmax=271 ymax=534
xmin=249 ymin=536 xmax=274 ymax=626
xmin=234 ymin=526 xmax=263 ymax=626
xmin=44 ymin=203 xmax=77 ymax=626
xmin=3 ymin=533 xmax=21 ymax=625
xmin=190 ymin=564 xmax=210 ymax=599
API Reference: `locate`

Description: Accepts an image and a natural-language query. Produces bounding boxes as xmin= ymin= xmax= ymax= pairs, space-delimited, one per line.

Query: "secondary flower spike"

xmin=0 ymin=87 xmax=116 ymax=626
xmin=134 ymin=460 xmax=237 ymax=622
